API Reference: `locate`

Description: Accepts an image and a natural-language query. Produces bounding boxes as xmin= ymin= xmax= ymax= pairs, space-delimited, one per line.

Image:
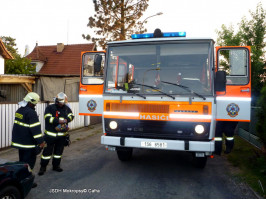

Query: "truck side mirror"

xmin=94 ymin=54 xmax=102 ymax=73
xmin=215 ymin=71 xmax=226 ymax=92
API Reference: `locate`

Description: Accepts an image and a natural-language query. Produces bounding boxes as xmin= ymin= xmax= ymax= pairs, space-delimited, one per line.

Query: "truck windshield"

xmin=105 ymin=42 xmax=212 ymax=96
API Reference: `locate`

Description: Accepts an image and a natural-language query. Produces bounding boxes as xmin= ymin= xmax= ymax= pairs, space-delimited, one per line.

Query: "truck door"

xmin=79 ymin=51 xmax=105 ymax=116
xmin=216 ymin=46 xmax=251 ymax=122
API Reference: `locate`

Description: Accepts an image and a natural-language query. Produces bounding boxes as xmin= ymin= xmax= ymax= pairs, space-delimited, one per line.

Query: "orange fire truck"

xmin=79 ymin=29 xmax=251 ymax=168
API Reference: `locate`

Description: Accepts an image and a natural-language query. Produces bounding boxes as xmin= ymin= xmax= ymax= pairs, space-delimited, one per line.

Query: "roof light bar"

xmin=163 ymin=32 xmax=186 ymax=37
xmin=131 ymin=31 xmax=186 ymax=39
xmin=131 ymin=33 xmax=154 ymax=39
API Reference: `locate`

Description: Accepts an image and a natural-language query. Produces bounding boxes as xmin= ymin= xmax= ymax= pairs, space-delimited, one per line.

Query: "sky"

xmin=0 ymin=0 xmax=265 ymax=56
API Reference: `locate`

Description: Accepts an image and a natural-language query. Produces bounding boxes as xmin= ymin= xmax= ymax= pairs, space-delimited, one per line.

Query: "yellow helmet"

xmin=56 ymin=92 xmax=68 ymax=104
xmin=24 ymin=92 xmax=40 ymax=105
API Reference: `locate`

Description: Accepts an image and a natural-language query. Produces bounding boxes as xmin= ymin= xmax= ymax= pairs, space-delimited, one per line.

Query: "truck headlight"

xmin=195 ymin=124 xmax=204 ymax=134
xmin=109 ymin=121 xmax=118 ymax=130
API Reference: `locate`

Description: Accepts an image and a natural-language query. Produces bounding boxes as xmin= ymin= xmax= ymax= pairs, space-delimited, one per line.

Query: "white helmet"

xmin=23 ymin=92 xmax=40 ymax=105
xmin=55 ymin=92 xmax=68 ymax=104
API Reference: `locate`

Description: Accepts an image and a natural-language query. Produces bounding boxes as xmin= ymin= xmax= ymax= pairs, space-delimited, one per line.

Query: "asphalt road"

xmin=0 ymin=124 xmax=258 ymax=199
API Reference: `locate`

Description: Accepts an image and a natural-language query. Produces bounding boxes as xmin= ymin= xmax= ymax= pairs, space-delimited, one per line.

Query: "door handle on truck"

xmin=241 ymin=88 xmax=250 ymax=92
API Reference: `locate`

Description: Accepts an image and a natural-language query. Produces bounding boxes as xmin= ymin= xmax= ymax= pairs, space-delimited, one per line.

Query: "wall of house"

xmin=0 ymin=84 xmax=28 ymax=103
xmin=0 ymin=55 xmax=4 ymax=74
xmin=35 ymin=76 xmax=80 ymax=102
xmin=34 ymin=61 xmax=44 ymax=73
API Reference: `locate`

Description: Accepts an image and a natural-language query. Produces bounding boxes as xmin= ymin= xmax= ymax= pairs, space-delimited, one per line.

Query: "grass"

xmin=224 ymin=135 xmax=266 ymax=198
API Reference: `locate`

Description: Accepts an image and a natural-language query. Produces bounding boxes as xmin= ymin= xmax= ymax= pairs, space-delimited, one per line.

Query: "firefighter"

xmin=38 ymin=92 xmax=74 ymax=176
xmin=11 ymin=92 xmax=45 ymax=188
xmin=214 ymin=121 xmax=238 ymax=155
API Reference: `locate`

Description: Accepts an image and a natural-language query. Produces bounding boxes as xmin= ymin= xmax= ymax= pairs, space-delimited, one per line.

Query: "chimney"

xmin=57 ymin=43 xmax=64 ymax=53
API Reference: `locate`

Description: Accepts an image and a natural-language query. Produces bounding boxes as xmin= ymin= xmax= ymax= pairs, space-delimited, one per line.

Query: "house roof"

xmin=26 ymin=43 xmax=95 ymax=75
xmin=0 ymin=38 xmax=14 ymax=59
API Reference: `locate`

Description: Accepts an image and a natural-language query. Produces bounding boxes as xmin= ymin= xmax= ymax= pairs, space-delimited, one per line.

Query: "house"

xmin=0 ymin=38 xmax=13 ymax=74
xmin=26 ymin=43 xmax=96 ymax=102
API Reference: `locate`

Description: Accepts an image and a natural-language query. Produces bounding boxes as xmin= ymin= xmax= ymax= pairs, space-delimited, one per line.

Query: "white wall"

xmin=0 ymin=55 xmax=4 ymax=74
xmin=34 ymin=61 xmax=44 ymax=73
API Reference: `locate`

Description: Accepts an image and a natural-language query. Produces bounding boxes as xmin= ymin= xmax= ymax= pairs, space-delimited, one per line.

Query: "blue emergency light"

xmin=163 ymin=32 xmax=186 ymax=37
xmin=131 ymin=33 xmax=154 ymax=39
xmin=131 ymin=31 xmax=186 ymax=39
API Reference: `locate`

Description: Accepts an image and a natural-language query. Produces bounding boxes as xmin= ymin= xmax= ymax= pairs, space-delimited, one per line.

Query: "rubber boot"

xmin=53 ymin=166 xmax=63 ymax=172
xmin=38 ymin=166 xmax=46 ymax=176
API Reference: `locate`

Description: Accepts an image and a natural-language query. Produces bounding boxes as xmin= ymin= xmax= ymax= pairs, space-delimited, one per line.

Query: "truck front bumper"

xmin=101 ymin=136 xmax=215 ymax=154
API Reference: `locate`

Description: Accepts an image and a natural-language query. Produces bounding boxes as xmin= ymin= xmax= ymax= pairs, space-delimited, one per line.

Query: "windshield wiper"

xmin=130 ymin=92 xmax=146 ymax=99
xmin=161 ymin=81 xmax=206 ymax=100
xmin=131 ymin=83 xmax=175 ymax=100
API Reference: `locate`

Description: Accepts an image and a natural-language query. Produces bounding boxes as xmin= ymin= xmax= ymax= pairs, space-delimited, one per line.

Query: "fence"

xmin=0 ymin=102 xmax=88 ymax=149
xmin=237 ymin=107 xmax=263 ymax=149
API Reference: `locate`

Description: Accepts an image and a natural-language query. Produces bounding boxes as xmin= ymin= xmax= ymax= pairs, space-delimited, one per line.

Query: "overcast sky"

xmin=0 ymin=0 xmax=264 ymax=55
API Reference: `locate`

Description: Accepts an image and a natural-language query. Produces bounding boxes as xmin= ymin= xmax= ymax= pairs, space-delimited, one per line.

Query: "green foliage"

xmin=226 ymin=135 xmax=266 ymax=198
xmin=216 ymin=2 xmax=266 ymax=100
xmin=0 ymin=36 xmax=19 ymax=57
xmin=257 ymin=85 xmax=266 ymax=147
xmin=83 ymin=0 xmax=149 ymax=49
xmin=5 ymin=56 xmax=36 ymax=74
xmin=216 ymin=24 xmax=242 ymax=46
xmin=1 ymin=36 xmax=35 ymax=74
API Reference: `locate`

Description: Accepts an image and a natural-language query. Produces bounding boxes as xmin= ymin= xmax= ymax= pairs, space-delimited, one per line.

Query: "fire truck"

xmin=79 ymin=29 xmax=251 ymax=168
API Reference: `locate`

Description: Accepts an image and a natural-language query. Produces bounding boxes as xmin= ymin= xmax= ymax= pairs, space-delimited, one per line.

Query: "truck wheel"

xmin=192 ymin=155 xmax=207 ymax=169
xmin=117 ymin=148 xmax=133 ymax=161
xmin=0 ymin=185 xmax=22 ymax=199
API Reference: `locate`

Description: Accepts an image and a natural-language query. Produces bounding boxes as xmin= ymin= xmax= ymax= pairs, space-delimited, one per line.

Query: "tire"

xmin=192 ymin=156 xmax=207 ymax=169
xmin=117 ymin=148 xmax=133 ymax=161
xmin=0 ymin=185 xmax=22 ymax=199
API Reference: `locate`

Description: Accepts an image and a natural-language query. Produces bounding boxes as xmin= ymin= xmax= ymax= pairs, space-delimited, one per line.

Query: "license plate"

xmin=141 ymin=141 xmax=167 ymax=149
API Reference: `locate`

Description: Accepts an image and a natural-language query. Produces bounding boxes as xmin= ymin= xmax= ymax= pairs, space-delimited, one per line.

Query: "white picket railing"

xmin=0 ymin=102 xmax=87 ymax=149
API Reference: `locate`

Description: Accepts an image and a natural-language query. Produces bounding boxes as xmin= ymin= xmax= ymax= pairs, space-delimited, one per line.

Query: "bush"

xmin=257 ymin=85 xmax=266 ymax=148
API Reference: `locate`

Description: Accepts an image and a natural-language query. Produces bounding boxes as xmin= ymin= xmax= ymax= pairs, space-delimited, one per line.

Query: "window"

xmin=218 ymin=49 xmax=249 ymax=85
xmin=82 ymin=53 xmax=105 ymax=85
xmin=105 ymin=42 xmax=212 ymax=96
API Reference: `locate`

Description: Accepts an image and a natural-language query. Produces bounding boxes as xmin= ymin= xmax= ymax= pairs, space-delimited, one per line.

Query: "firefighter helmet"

xmin=23 ymin=92 xmax=40 ymax=105
xmin=56 ymin=92 xmax=68 ymax=104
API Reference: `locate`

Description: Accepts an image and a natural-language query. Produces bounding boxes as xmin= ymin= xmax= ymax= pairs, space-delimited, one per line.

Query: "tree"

xmin=1 ymin=36 xmax=19 ymax=57
xmin=82 ymin=0 xmax=149 ymax=49
xmin=216 ymin=2 xmax=265 ymax=102
xmin=5 ymin=56 xmax=36 ymax=74
xmin=0 ymin=36 xmax=36 ymax=74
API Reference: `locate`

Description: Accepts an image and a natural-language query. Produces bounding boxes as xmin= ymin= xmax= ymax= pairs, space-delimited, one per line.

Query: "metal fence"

xmin=237 ymin=107 xmax=263 ymax=149
xmin=0 ymin=102 xmax=87 ymax=149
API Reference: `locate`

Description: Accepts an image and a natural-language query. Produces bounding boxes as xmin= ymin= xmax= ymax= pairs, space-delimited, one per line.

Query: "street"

xmin=0 ymin=124 xmax=257 ymax=199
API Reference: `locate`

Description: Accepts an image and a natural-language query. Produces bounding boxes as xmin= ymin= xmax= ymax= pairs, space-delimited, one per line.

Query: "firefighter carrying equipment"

xmin=43 ymin=103 xmax=74 ymax=138
xmin=39 ymin=101 xmax=74 ymax=174
xmin=12 ymin=104 xmax=44 ymax=150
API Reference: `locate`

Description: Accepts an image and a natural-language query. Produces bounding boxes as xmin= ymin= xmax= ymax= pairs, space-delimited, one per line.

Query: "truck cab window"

xmin=218 ymin=49 xmax=249 ymax=85
xmin=82 ymin=53 xmax=105 ymax=85
xmin=105 ymin=43 xmax=212 ymax=96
